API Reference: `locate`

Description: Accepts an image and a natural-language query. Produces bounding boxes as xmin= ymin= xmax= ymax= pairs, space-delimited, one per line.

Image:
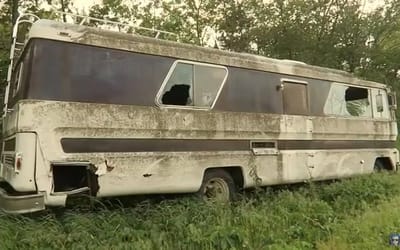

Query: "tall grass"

xmin=317 ymin=196 xmax=400 ymax=250
xmin=0 ymin=173 xmax=399 ymax=249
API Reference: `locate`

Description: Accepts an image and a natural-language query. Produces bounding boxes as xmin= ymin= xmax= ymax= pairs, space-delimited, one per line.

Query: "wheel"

xmin=197 ymin=169 xmax=237 ymax=202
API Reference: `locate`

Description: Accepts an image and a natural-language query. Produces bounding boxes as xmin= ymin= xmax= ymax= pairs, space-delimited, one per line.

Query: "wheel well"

xmin=375 ymin=157 xmax=395 ymax=171
xmin=205 ymin=166 xmax=244 ymax=189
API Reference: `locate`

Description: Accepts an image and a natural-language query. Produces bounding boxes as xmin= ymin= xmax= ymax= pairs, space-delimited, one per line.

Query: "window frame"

xmin=280 ymin=78 xmax=310 ymax=116
xmin=323 ymin=82 xmax=373 ymax=119
xmin=155 ymin=60 xmax=229 ymax=110
xmin=12 ymin=62 xmax=24 ymax=98
xmin=376 ymin=92 xmax=384 ymax=113
xmin=371 ymin=88 xmax=391 ymax=120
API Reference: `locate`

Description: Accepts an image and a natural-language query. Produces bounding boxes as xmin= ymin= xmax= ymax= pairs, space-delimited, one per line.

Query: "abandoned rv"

xmin=0 ymin=13 xmax=398 ymax=213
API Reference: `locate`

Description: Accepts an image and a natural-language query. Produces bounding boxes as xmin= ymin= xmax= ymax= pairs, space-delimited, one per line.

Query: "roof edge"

xmin=28 ymin=19 xmax=386 ymax=89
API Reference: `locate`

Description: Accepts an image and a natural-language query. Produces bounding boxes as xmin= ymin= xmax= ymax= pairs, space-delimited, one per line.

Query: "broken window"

xmin=324 ymin=84 xmax=372 ymax=117
xmin=158 ymin=61 xmax=228 ymax=108
xmin=345 ymin=87 xmax=371 ymax=117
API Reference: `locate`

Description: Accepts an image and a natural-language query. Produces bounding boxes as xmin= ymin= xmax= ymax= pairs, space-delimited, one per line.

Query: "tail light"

xmin=15 ymin=152 xmax=22 ymax=173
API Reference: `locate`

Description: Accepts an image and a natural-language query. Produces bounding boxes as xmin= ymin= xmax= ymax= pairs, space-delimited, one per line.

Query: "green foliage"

xmin=1 ymin=173 xmax=399 ymax=249
xmin=85 ymin=0 xmax=400 ymax=117
xmin=0 ymin=1 xmax=13 ymax=106
xmin=0 ymin=2 xmax=398 ymax=249
xmin=2 ymin=0 xmax=400 ymax=94
xmin=317 ymin=195 xmax=400 ymax=250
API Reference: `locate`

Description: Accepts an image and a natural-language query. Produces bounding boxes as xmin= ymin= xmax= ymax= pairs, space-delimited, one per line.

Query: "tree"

xmin=0 ymin=1 xmax=14 ymax=101
xmin=216 ymin=0 xmax=257 ymax=52
xmin=89 ymin=0 xmax=221 ymax=45
xmin=1 ymin=0 xmax=400 ymax=115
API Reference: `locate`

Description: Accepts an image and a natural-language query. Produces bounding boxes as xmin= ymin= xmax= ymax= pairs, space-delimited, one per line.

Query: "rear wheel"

xmin=197 ymin=169 xmax=237 ymax=202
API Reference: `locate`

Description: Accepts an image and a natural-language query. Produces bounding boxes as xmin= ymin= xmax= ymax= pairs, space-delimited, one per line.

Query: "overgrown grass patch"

xmin=1 ymin=172 xmax=399 ymax=249
xmin=317 ymin=195 xmax=400 ymax=250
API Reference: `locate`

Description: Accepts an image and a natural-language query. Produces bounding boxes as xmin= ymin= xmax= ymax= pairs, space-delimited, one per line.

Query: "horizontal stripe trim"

xmin=61 ymin=138 xmax=250 ymax=153
xmin=61 ymin=138 xmax=396 ymax=153
xmin=278 ymin=140 xmax=395 ymax=150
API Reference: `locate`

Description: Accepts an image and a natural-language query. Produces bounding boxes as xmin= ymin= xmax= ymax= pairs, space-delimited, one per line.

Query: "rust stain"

xmin=105 ymin=160 xmax=115 ymax=172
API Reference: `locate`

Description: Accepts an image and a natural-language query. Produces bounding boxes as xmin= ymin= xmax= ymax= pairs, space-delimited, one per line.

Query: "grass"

xmin=1 ymin=173 xmax=400 ymax=249
xmin=317 ymin=196 xmax=400 ymax=250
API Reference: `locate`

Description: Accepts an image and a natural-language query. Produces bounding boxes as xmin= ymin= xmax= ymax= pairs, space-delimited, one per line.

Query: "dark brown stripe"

xmin=61 ymin=138 xmax=250 ymax=153
xmin=61 ymin=138 xmax=396 ymax=153
xmin=277 ymin=140 xmax=396 ymax=150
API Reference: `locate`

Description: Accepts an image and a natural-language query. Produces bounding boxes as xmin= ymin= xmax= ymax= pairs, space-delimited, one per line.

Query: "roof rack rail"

xmin=48 ymin=9 xmax=178 ymax=40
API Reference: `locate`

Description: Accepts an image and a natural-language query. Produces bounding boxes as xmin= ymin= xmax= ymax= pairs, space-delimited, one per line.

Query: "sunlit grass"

xmin=317 ymin=196 xmax=400 ymax=250
xmin=0 ymin=173 xmax=399 ymax=249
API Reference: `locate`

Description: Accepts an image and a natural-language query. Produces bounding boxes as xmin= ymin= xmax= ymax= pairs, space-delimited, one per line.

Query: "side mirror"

xmin=388 ymin=93 xmax=397 ymax=110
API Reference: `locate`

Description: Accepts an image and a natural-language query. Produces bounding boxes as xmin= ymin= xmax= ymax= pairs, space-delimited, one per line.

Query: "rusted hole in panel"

xmin=52 ymin=165 xmax=99 ymax=195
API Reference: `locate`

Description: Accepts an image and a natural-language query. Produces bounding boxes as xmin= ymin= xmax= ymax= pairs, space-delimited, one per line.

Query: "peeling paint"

xmin=95 ymin=161 xmax=107 ymax=176
xmin=105 ymin=160 xmax=115 ymax=172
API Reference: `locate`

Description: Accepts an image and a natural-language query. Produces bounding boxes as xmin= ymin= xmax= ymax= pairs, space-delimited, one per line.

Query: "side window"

xmin=324 ymin=84 xmax=348 ymax=116
xmin=376 ymin=93 xmax=384 ymax=112
xmin=372 ymin=88 xmax=390 ymax=119
xmin=157 ymin=61 xmax=228 ymax=108
xmin=282 ymin=80 xmax=309 ymax=115
xmin=11 ymin=63 xmax=23 ymax=98
xmin=324 ymin=83 xmax=372 ymax=117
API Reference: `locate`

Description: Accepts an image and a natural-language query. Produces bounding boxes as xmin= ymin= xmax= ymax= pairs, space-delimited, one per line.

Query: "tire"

xmin=197 ymin=169 xmax=237 ymax=202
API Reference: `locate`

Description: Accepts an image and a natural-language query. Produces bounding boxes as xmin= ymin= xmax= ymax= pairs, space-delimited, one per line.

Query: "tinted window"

xmin=29 ymin=39 xmax=174 ymax=106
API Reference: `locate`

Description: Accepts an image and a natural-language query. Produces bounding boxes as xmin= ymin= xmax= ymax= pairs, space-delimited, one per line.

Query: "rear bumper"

xmin=0 ymin=187 xmax=45 ymax=214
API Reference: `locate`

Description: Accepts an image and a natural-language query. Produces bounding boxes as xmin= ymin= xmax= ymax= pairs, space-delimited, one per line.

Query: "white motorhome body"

xmin=0 ymin=16 xmax=398 ymax=213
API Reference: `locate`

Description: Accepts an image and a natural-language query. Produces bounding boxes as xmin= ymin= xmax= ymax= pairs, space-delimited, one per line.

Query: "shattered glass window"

xmin=324 ymin=84 xmax=372 ymax=117
xmin=158 ymin=61 xmax=228 ymax=108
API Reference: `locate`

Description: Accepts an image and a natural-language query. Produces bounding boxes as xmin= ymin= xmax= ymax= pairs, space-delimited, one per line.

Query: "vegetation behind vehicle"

xmin=2 ymin=0 xmax=400 ymax=120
